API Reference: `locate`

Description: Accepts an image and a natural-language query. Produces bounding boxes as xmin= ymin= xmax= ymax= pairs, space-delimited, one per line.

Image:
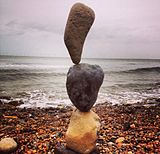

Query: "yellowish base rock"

xmin=66 ymin=109 xmax=100 ymax=154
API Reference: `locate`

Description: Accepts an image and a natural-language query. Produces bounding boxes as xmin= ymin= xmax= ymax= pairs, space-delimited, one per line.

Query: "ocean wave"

xmin=0 ymin=72 xmax=66 ymax=82
xmin=104 ymin=66 xmax=160 ymax=74
xmin=0 ymin=70 xmax=66 ymax=76
xmin=113 ymin=82 xmax=160 ymax=89
xmin=125 ymin=67 xmax=160 ymax=73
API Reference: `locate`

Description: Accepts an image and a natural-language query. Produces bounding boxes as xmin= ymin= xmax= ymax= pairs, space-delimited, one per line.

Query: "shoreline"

xmin=0 ymin=95 xmax=160 ymax=109
xmin=0 ymin=101 xmax=160 ymax=153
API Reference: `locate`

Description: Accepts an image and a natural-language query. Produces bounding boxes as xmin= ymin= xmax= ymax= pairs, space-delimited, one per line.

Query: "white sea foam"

xmin=17 ymin=90 xmax=71 ymax=108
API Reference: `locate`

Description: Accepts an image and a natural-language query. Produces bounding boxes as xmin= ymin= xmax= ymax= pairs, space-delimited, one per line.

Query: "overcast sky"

xmin=0 ymin=0 xmax=160 ymax=59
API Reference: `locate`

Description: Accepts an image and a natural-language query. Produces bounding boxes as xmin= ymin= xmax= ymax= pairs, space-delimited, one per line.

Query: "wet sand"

xmin=0 ymin=101 xmax=160 ymax=154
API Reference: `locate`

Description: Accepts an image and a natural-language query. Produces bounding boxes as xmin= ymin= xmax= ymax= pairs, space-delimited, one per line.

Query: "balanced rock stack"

xmin=55 ymin=3 xmax=104 ymax=154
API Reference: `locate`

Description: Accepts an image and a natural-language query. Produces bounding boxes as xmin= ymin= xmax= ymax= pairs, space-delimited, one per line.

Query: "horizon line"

xmin=0 ymin=54 xmax=160 ymax=60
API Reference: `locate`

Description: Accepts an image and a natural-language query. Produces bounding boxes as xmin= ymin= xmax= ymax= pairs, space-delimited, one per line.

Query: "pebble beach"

xmin=0 ymin=100 xmax=160 ymax=154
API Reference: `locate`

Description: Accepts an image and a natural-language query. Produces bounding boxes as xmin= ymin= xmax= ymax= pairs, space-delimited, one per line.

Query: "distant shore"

xmin=0 ymin=99 xmax=160 ymax=153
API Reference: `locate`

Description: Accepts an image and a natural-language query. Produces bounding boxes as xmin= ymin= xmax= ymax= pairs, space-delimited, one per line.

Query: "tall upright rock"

xmin=64 ymin=3 xmax=95 ymax=64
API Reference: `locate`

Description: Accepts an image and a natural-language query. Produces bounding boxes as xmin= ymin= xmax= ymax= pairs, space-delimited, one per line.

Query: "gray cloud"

xmin=0 ymin=0 xmax=160 ymax=59
xmin=3 ymin=20 xmax=62 ymax=35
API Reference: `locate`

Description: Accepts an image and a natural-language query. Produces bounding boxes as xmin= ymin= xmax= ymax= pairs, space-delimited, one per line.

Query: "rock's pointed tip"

xmin=73 ymin=61 xmax=80 ymax=65
xmin=72 ymin=58 xmax=81 ymax=65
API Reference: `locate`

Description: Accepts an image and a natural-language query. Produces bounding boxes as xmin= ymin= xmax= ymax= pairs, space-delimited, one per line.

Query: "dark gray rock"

xmin=66 ymin=63 xmax=104 ymax=112
xmin=55 ymin=146 xmax=78 ymax=154
xmin=0 ymin=96 xmax=11 ymax=100
xmin=8 ymin=100 xmax=24 ymax=106
xmin=55 ymin=146 xmax=100 ymax=154
xmin=64 ymin=3 xmax=95 ymax=64
xmin=123 ymin=122 xmax=131 ymax=131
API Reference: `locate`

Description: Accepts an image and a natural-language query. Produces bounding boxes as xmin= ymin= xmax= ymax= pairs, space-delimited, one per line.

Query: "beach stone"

xmin=130 ymin=123 xmax=136 ymax=129
xmin=8 ymin=100 xmax=24 ymax=106
xmin=0 ymin=96 xmax=11 ymax=100
xmin=123 ymin=122 xmax=131 ymax=131
xmin=66 ymin=63 xmax=104 ymax=112
xmin=64 ymin=3 xmax=95 ymax=64
xmin=55 ymin=146 xmax=100 ymax=154
xmin=65 ymin=109 xmax=100 ymax=154
xmin=0 ymin=137 xmax=17 ymax=154
xmin=108 ymin=142 xmax=115 ymax=147
xmin=54 ymin=146 xmax=100 ymax=154
xmin=55 ymin=146 xmax=78 ymax=154
xmin=115 ymin=137 xmax=125 ymax=143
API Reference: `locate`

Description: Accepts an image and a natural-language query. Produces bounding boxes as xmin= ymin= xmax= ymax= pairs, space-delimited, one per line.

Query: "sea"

xmin=0 ymin=55 xmax=160 ymax=108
